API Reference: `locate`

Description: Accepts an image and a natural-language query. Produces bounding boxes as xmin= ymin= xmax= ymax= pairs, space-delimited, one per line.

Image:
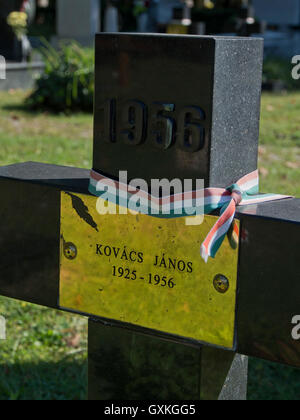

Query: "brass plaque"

xmin=60 ymin=192 xmax=239 ymax=349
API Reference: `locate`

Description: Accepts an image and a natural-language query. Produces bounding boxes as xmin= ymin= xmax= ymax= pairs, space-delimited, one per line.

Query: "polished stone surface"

xmin=0 ymin=161 xmax=90 ymax=193
xmin=236 ymin=199 xmax=300 ymax=368
xmin=0 ymin=178 xmax=60 ymax=308
xmin=88 ymin=319 xmax=248 ymax=400
xmin=0 ymin=162 xmax=90 ymax=308
xmin=93 ymin=34 xmax=263 ymax=188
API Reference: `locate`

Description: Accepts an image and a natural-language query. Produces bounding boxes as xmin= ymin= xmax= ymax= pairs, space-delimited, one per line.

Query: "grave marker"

xmin=0 ymin=0 xmax=24 ymax=61
xmin=56 ymin=0 xmax=101 ymax=45
xmin=0 ymin=34 xmax=299 ymax=400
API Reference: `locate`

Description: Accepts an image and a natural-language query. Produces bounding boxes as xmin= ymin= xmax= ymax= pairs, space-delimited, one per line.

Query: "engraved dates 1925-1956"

xmin=98 ymin=99 xmax=206 ymax=152
xmin=112 ymin=266 xmax=176 ymax=290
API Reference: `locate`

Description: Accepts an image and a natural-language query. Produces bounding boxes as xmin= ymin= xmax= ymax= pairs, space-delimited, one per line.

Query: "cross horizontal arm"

xmin=0 ymin=162 xmax=299 ymax=368
xmin=0 ymin=162 xmax=89 ymax=309
xmin=236 ymin=200 xmax=300 ymax=368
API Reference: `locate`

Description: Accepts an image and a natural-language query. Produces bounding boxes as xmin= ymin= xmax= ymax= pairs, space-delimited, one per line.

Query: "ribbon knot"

xmin=227 ymin=184 xmax=243 ymax=206
xmin=200 ymin=189 xmax=241 ymax=264
xmin=200 ymin=171 xmax=290 ymax=263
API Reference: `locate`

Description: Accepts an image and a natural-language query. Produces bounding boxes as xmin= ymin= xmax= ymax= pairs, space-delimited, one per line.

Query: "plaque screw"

xmin=213 ymin=274 xmax=230 ymax=294
xmin=64 ymin=242 xmax=77 ymax=260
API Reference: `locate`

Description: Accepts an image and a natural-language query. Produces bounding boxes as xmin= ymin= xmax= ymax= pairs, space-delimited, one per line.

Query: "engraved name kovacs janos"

xmin=96 ymin=243 xmax=194 ymax=290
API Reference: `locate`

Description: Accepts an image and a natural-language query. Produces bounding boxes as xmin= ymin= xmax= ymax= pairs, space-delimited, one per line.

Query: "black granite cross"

xmin=0 ymin=34 xmax=299 ymax=400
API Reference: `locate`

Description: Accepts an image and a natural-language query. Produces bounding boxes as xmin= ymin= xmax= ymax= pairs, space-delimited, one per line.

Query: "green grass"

xmin=248 ymin=358 xmax=300 ymax=401
xmin=0 ymin=90 xmax=93 ymax=169
xmin=0 ymin=90 xmax=299 ymax=400
xmin=0 ymin=301 xmax=87 ymax=400
xmin=259 ymin=93 xmax=300 ymax=196
xmin=0 ymin=90 xmax=91 ymax=400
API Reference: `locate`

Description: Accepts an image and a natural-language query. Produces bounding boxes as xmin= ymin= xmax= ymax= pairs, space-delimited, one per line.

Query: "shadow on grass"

xmin=0 ymin=356 xmax=298 ymax=400
xmin=1 ymin=103 xmax=43 ymax=115
xmin=248 ymin=358 xmax=300 ymax=401
xmin=0 ymin=360 xmax=87 ymax=400
xmin=1 ymin=102 xmax=93 ymax=116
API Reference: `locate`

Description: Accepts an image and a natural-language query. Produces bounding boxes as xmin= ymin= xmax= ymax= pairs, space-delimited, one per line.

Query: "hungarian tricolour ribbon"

xmin=89 ymin=169 xmax=291 ymax=263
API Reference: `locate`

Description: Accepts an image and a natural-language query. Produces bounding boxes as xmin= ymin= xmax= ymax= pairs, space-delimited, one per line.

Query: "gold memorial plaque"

xmin=59 ymin=192 xmax=239 ymax=349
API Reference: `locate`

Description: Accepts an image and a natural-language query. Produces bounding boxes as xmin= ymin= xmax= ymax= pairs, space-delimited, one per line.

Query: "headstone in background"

xmin=252 ymin=0 xmax=300 ymax=58
xmin=157 ymin=0 xmax=183 ymax=25
xmin=0 ymin=0 xmax=43 ymax=89
xmin=252 ymin=0 xmax=300 ymax=26
xmin=103 ymin=1 xmax=119 ymax=33
xmin=136 ymin=12 xmax=148 ymax=33
xmin=0 ymin=0 xmax=24 ymax=61
xmin=56 ymin=0 xmax=101 ymax=45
